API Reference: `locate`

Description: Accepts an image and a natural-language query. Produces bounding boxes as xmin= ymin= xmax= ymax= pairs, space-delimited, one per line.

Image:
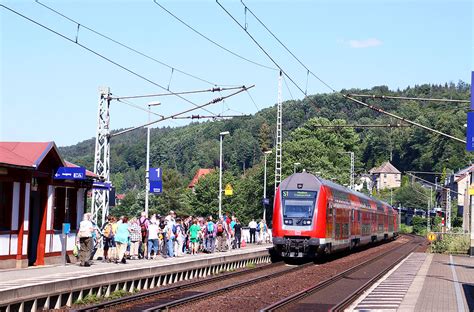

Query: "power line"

xmin=245 ymin=89 xmax=260 ymax=111
xmin=348 ymin=94 xmax=470 ymax=103
xmin=218 ymin=1 xmax=467 ymax=145
xmin=216 ymin=1 xmax=307 ymax=97
xmin=111 ymin=86 xmax=246 ymax=100
xmin=239 ymin=0 xmax=337 ymax=93
xmin=152 ymin=0 xmax=276 ymax=71
xmin=172 ymin=114 xmax=250 ymax=120
xmin=35 ymin=0 xmax=232 ymax=87
xmin=111 ymin=85 xmax=254 ymax=137
xmin=116 ymin=99 xmax=165 ymax=118
xmin=1 ymin=4 xmax=219 ymax=117
xmin=310 ymin=124 xmax=411 ymax=128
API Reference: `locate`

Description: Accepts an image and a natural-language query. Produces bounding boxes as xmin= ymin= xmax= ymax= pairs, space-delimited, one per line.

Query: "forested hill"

xmin=60 ymin=81 xmax=470 ymax=202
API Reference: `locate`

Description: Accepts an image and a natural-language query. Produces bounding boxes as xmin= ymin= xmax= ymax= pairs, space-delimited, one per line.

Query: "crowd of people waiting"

xmin=76 ymin=210 xmax=269 ymax=266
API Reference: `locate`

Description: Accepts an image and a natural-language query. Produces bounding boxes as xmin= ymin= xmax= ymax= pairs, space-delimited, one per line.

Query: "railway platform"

xmin=349 ymin=252 xmax=474 ymax=311
xmin=0 ymin=243 xmax=272 ymax=311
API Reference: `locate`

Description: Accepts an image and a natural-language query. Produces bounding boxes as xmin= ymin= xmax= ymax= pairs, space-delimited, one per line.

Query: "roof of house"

xmin=188 ymin=168 xmax=214 ymax=188
xmin=454 ymin=164 xmax=474 ymax=182
xmin=0 ymin=142 xmax=60 ymax=169
xmin=369 ymin=161 xmax=401 ymax=174
xmin=0 ymin=142 xmax=96 ymax=178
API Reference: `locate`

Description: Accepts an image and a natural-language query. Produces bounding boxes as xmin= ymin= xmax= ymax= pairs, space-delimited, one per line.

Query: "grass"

xmin=246 ymin=262 xmax=256 ymax=269
xmin=75 ymin=294 xmax=101 ymax=305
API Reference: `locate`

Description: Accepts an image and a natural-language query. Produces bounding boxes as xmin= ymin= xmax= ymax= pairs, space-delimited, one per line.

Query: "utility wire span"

xmin=219 ymin=1 xmax=467 ymax=145
xmin=239 ymin=0 xmax=337 ymax=94
xmin=1 ymin=4 xmax=219 ymax=117
xmin=406 ymin=172 xmax=459 ymax=195
xmin=343 ymin=95 xmax=466 ymax=143
xmin=216 ymin=0 xmax=307 ymax=97
xmin=111 ymin=85 xmax=254 ymax=137
xmin=152 ymin=0 xmax=276 ymax=71
xmin=116 ymin=99 xmax=165 ymax=118
xmin=111 ymin=86 xmax=245 ymax=100
xmin=35 ymin=0 xmax=229 ymax=87
xmin=310 ymin=124 xmax=411 ymax=128
xmin=348 ymin=94 xmax=470 ymax=104
xmin=171 ymin=114 xmax=251 ymax=120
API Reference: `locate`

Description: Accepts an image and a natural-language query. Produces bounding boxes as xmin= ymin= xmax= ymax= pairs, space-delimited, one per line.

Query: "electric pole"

xmin=91 ymin=87 xmax=111 ymax=226
xmin=274 ymin=71 xmax=283 ymax=194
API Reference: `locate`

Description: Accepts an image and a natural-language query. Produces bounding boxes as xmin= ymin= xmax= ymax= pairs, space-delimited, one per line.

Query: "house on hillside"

xmin=0 ymin=142 xmax=96 ymax=269
xmin=188 ymin=168 xmax=213 ymax=192
xmin=369 ymin=161 xmax=401 ymax=191
xmin=452 ymin=165 xmax=474 ymax=232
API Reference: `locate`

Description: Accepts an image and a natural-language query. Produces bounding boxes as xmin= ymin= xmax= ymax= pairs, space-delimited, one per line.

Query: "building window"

xmin=0 ymin=181 xmax=13 ymax=231
xmin=53 ymin=187 xmax=77 ymax=231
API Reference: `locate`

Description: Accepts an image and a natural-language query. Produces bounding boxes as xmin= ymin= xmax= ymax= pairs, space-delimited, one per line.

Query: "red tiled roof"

xmin=188 ymin=168 xmax=214 ymax=188
xmin=65 ymin=161 xmax=98 ymax=178
xmin=0 ymin=142 xmax=58 ymax=169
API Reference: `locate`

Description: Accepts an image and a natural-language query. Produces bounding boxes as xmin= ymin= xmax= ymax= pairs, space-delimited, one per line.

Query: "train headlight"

xmin=284 ymin=219 xmax=293 ymax=225
xmin=303 ymin=220 xmax=312 ymax=225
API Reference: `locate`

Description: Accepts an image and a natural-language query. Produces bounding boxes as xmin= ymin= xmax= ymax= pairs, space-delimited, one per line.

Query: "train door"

xmin=326 ymin=203 xmax=334 ymax=239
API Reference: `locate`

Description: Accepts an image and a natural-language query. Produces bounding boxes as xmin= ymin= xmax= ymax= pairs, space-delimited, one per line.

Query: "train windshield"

xmin=282 ymin=191 xmax=317 ymax=218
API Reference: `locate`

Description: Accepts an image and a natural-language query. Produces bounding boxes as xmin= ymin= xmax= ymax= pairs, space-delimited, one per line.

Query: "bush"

xmin=430 ymin=234 xmax=470 ymax=254
xmin=400 ymin=224 xmax=413 ymax=234
xmin=412 ymin=216 xmax=427 ymax=235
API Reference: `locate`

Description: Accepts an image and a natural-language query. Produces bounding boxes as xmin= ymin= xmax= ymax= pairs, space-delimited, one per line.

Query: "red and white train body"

xmin=272 ymin=172 xmax=398 ymax=257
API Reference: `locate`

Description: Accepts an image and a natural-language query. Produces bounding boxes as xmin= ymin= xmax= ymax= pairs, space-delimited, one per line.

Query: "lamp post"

xmin=219 ymin=131 xmax=230 ymax=218
xmin=145 ymin=101 xmax=161 ymax=217
xmin=293 ymin=162 xmax=301 ymax=174
xmin=263 ymin=150 xmax=272 ymax=222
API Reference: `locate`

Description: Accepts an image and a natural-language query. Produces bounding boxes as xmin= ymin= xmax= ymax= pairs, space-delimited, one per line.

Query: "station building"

xmin=0 ymin=142 xmax=95 ymax=269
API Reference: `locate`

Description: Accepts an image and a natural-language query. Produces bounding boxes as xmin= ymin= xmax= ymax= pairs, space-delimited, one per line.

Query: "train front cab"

xmin=272 ymin=173 xmax=326 ymax=258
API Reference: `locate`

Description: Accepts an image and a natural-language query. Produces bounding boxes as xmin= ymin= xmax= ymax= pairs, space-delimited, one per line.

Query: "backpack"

xmin=103 ymin=223 xmax=113 ymax=238
xmin=139 ymin=218 xmax=148 ymax=238
xmin=217 ymin=222 xmax=224 ymax=234
xmin=207 ymin=222 xmax=214 ymax=233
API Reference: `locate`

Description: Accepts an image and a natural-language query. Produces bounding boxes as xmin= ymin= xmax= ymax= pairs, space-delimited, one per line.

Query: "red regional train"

xmin=272 ymin=172 xmax=398 ymax=258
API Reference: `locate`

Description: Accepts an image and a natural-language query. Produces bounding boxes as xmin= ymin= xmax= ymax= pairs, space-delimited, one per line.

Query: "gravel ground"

xmin=173 ymin=236 xmax=414 ymax=312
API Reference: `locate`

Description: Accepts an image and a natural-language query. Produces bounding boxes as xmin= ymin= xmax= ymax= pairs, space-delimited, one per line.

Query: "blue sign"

xmin=54 ymin=167 xmax=86 ymax=180
xmin=150 ymin=180 xmax=163 ymax=194
xmin=262 ymin=198 xmax=270 ymax=205
xmin=471 ymin=71 xmax=474 ymax=110
xmin=467 ymin=112 xmax=474 ymax=151
xmin=92 ymin=181 xmax=111 ymax=190
xmin=62 ymin=223 xmax=71 ymax=234
xmin=149 ymin=168 xmax=162 ymax=182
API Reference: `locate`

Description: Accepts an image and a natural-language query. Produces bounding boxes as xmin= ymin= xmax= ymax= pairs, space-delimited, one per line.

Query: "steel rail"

xmin=260 ymin=235 xmax=423 ymax=311
xmin=142 ymin=262 xmax=315 ymax=311
xmin=71 ymin=261 xmax=283 ymax=312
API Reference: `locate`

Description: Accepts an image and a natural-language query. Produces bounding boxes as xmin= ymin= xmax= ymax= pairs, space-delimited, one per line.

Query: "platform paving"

xmin=0 ymin=243 xmax=271 ymax=309
xmin=349 ymin=252 xmax=474 ymax=312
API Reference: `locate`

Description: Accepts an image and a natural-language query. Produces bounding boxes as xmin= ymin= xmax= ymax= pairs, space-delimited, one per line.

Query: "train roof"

xmin=280 ymin=172 xmax=394 ymax=210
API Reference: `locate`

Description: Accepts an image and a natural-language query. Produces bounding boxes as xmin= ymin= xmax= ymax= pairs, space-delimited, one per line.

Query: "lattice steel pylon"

xmin=274 ymin=71 xmax=283 ymax=194
xmin=446 ymin=187 xmax=451 ymax=231
xmin=91 ymin=87 xmax=111 ymax=226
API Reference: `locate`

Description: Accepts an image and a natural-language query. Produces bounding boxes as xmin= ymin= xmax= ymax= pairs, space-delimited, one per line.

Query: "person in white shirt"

xmin=77 ymin=213 xmax=94 ymax=266
xmin=248 ymin=219 xmax=257 ymax=244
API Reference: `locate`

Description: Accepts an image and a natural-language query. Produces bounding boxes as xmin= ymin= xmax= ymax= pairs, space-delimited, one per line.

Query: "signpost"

xmin=92 ymin=181 xmax=111 ymax=190
xmin=149 ymin=168 xmax=163 ymax=194
xmin=61 ymin=223 xmax=70 ymax=266
xmin=54 ymin=167 xmax=86 ymax=180
xmin=469 ymin=71 xmax=474 ymax=257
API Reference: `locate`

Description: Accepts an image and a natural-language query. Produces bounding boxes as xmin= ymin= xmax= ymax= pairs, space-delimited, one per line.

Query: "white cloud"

xmin=348 ymin=38 xmax=383 ymax=48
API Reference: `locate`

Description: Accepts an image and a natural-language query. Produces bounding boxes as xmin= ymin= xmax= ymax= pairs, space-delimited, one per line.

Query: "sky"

xmin=1 ymin=0 xmax=472 ymax=147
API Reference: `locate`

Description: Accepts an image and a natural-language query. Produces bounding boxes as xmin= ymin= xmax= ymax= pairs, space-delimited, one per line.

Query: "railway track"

xmin=260 ymin=234 xmax=425 ymax=312
xmin=71 ymin=260 xmax=312 ymax=312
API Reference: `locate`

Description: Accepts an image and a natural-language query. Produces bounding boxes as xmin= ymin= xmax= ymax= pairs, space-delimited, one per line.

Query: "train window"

xmin=358 ymin=211 xmax=361 ymax=222
xmin=327 ymin=204 xmax=333 ymax=217
xmin=351 ymin=209 xmax=354 ymax=221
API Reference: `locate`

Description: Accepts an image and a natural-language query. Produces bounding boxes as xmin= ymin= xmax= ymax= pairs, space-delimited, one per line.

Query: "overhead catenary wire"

xmin=35 ymin=0 xmax=231 ymax=87
xmin=217 ymin=1 xmax=467 ymax=144
xmin=347 ymin=94 xmax=470 ymax=104
xmin=239 ymin=0 xmax=337 ymax=93
xmin=406 ymin=172 xmax=459 ymax=195
xmin=116 ymin=99 xmax=165 ymax=118
xmin=111 ymin=85 xmax=254 ymax=137
xmin=111 ymin=86 xmax=246 ymax=100
xmin=245 ymin=89 xmax=260 ymax=111
xmin=309 ymin=124 xmax=411 ymax=128
xmin=171 ymin=114 xmax=251 ymax=119
xmin=1 ymin=4 xmax=221 ymax=117
xmin=152 ymin=0 xmax=276 ymax=71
